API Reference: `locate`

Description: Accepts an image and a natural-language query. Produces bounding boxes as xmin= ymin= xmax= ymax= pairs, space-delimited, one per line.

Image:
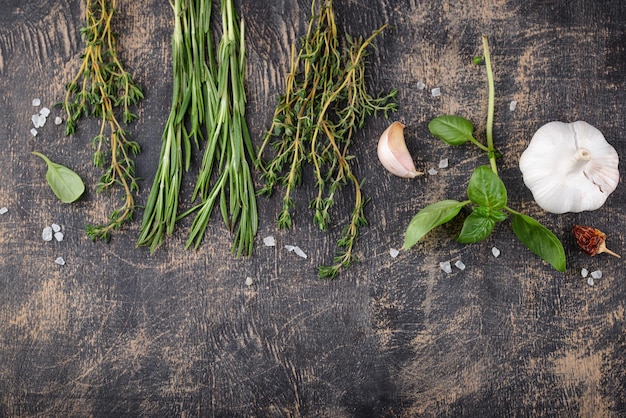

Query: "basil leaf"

xmin=511 ymin=212 xmax=566 ymax=272
xmin=456 ymin=211 xmax=496 ymax=244
xmin=32 ymin=152 xmax=85 ymax=203
xmin=467 ymin=165 xmax=507 ymax=209
xmin=403 ymin=200 xmax=467 ymax=249
xmin=428 ymin=115 xmax=476 ymax=146
xmin=473 ymin=206 xmax=508 ymax=222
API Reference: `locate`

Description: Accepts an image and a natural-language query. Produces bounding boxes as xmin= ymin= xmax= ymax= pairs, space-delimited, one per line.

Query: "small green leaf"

xmin=403 ymin=200 xmax=468 ymax=249
xmin=428 ymin=115 xmax=476 ymax=146
xmin=32 ymin=152 xmax=85 ymax=203
xmin=511 ymin=212 xmax=566 ymax=272
xmin=467 ymin=165 xmax=507 ymax=209
xmin=456 ymin=211 xmax=496 ymax=244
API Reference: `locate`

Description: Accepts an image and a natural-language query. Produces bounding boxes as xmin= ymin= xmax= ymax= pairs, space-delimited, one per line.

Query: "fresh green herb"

xmin=183 ymin=0 xmax=258 ymax=257
xmin=32 ymin=152 xmax=85 ymax=204
xmin=137 ymin=0 xmax=215 ymax=252
xmin=257 ymin=0 xmax=397 ymax=278
xmin=60 ymin=0 xmax=143 ymax=241
xmin=403 ymin=36 xmax=566 ymax=272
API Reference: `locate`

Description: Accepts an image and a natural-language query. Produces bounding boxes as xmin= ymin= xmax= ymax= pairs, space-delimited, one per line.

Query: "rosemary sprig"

xmin=137 ymin=0 xmax=216 ymax=252
xmin=61 ymin=0 xmax=143 ymax=241
xmin=257 ymin=0 xmax=397 ymax=278
xmin=184 ymin=0 xmax=258 ymax=256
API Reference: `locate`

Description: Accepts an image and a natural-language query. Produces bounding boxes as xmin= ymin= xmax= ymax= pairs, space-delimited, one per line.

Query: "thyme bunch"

xmin=257 ymin=0 xmax=397 ymax=278
xmin=61 ymin=0 xmax=143 ymax=241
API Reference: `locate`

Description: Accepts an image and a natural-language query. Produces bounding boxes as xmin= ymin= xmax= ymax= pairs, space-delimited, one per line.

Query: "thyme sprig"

xmin=257 ymin=0 xmax=397 ymax=278
xmin=61 ymin=0 xmax=143 ymax=241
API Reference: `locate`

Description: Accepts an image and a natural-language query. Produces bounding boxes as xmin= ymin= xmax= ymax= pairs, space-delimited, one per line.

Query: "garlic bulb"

xmin=519 ymin=121 xmax=619 ymax=214
xmin=377 ymin=122 xmax=422 ymax=178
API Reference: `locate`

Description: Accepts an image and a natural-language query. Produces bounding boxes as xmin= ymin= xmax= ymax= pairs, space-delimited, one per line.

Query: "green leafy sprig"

xmin=257 ymin=0 xmax=397 ymax=278
xmin=403 ymin=36 xmax=566 ymax=272
xmin=61 ymin=0 xmax=143 ymax=241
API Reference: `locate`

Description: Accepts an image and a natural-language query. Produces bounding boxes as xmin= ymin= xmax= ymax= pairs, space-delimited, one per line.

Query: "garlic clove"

xmin=377 ymin=121 xmax=422 ymax=178
xmin=519 ymin=121 xmax=619 ymax=214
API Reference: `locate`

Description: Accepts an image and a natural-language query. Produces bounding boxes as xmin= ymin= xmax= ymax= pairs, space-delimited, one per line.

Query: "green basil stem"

xmin=482 ymin=35 xmax=497 ymax=175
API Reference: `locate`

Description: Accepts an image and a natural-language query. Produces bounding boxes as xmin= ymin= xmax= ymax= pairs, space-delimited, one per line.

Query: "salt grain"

xmin=431 ymin=87 xmax=441 ymax=97
xmin=389 ymin=248 xmax=400 ymax=258
xmin=263 ymin=236 xmax=276 ymax=247
xmin=285 ymin=244 xmax=295 ymax=252
xmin=245 ymin=276 xmax=254 ymax=286
xmin=54 ymin=232 xmax=64 ymax=242
xmin=438 ymin=158 xmax=449 ymax=169
xmin=0 ymin=207 xmax=7 ymax=215
xmin=581 ymin=268 xmax=588 ymax=278
xmin=509 ymin=100 xmax=517 ymax=111
xmin=30 ymin=128 xmax=38 ymax=137
xmin=293 ymin=246 xmax=308 ymax=259
xmin=32 ymin=114 xmax=41 ymax=127
xmin=440 ymin=260 xmax=452 ymax=274
xmin=54 ymin=116 xmax=63 ymax=125
xmin=51 ymin=223 xmax=61 ymax=232
xmin=32 ymin=98 xmax=41 ymax=107
xmin=491 ymin=247 xmax=501 ymax=258
xmin=454 ymin=260 xmax=466 ymax=271
xmin=42 ymin=226 xmax=53 ymax=241
xmin=587 ymin=277 xmax=594 ymax=286
xmin=428 ymin=168 xmax=438 ymax=175
xmin=54 ymin=257 xmax=65 ymax=266
xmin=39 ymin=107 xmax=50 ymax=117
xmin=416 ymin=81 xmax=426 ymax=90
xmin=591 ymin=270 xmax=602 ymax=279
xmin=37 ymin=114 xmax=47 ymax=127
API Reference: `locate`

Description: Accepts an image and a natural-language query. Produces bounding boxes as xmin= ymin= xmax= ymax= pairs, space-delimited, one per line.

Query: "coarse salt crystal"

xmin=416 ymin=81 xmax=426 ymax=90
xmin=0 ymin=207 xmax=7 ymax=215
xmin=263 ymin=236 xmax=276 ymax=247
xmin=39 ymin=107 xmax=50 ymax=117
xmin=245 ymin=276 xmax=254 ymax=286
xmin=32 ymin=114 xmax=41 ymax=127
xmin=591 ymin=270 xmax=602 ymax=279
xmin=587 ymin=277 xmax=594 ymax=286
xmin=581 ymin=268 xmax=588 ymax=278
xmin=51 ymin=223 xmax=61 ymax=232
xmin=491 ymin=247 xmax=501 ymax=258
xmin=428 ymin=168 xmax=438 ymax=175
xmin=431 ymin=87 xmax=441 ymax=97
xmin=454 ymin=260 xmax=466 ymax=271
xmin=32 ymin=98 xmax=41 ymax=107
xmin=54 ymin=116 xmax=63 ymax=125
xmin=293 ymin=246 xmax=307 ymax=259
xmin=285 ymin=244 xmax=295 ymax=252
xmin=389 ymin=248 xmax=400 ymax=258
xmin=509 ymin=100 xmax=517 ymax=111
xmin=37 ymin=114 xmax=47 ymax=127
xmin=54 ymin=257 xmax=65 ymax=266
xmin=42 ymin=226 xmax=53 ymax=241
xmin=30 ymin=128 xmax=38 ymax=137
xmin=54 ymin=231 xmax=64 ymax=242
xmin=440 ymin=261 xmax=452 ymax=274
xmin=438 ymin=158 xmax=449 ymax=169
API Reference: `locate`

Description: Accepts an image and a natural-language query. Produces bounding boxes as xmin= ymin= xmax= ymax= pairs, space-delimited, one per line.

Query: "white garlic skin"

xmin=519 ymin=121 xmax=619 ymax=214
xmin=377 ymin=121 xmax=422 ymax=178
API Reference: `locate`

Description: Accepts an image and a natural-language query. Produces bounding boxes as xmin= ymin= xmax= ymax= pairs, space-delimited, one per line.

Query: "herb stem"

xmin=482 ymin=34 xmax=497 ymax=175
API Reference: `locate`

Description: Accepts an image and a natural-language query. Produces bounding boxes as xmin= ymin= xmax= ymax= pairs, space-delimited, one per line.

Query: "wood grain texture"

xmin=1 ymin=0 xmax=625 ymax=416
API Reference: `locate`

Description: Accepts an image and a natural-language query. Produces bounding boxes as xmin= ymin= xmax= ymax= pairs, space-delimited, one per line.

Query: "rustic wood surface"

xmin=1 ymin=0 xmax=625 ymax=416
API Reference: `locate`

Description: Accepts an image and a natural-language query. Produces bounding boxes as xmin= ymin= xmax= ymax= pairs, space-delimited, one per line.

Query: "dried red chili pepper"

xmin=572 ymin=225 xmax=621 ymax=258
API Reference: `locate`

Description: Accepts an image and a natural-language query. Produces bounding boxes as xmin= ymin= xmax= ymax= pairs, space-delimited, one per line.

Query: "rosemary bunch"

xmin=257 ymin=0 xmax=397 ymax=278
xmin=185 ymin=0 xmax=257 ymax=256
xmin=61 ymin=0 xmax=143 ymax=241
xmin=137 ymin=0 xmax=216 ymax=252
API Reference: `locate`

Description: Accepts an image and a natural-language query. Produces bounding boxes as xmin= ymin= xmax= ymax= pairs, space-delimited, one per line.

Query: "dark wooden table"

xmin=1 ymin=0 xmax=625 ymax=416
